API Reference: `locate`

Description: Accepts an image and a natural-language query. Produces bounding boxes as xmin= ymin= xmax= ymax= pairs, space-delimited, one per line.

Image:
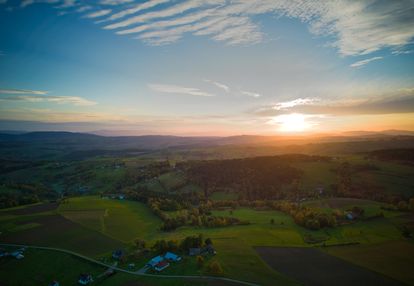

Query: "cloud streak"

xmin=0 ymin=88 xmax=48 ymax=95
xmin=0 ymin=88 xmax=96 ymax=106
xmin=350 ymin=56 xmax=383 ymax=68
xmin=253 ymin=93 xmax=414 ymax=117
xmin=148 ymin=83 xmax=215 ymax=97
xmin=204 ymin=79 xmax=229 ymax=93
xmin=241 ymin=90 xmax=261 ymax=98
xmin=12 ymin=0 xmax=414 ymax=55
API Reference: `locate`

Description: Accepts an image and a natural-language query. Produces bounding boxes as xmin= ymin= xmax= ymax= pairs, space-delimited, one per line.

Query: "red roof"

xmin=156 ymin=261 xmax=169 ymax=268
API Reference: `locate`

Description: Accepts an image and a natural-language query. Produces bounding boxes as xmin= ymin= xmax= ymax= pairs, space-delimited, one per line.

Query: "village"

xmin=0 ymin=236 xmax=216 ymax=286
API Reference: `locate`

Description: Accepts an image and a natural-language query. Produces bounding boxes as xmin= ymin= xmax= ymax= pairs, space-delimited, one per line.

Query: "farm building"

xmin=189 ymin=246 xmax=216 ymax=256
xmin=205 ymin=244 xmax=216 ymax=255
xmin=78 ymin=274 xmax=93 ymax=285
xmin=147 ymin=255 xmax=164 ymax=267
xmin=189 ymin=248 xmax=201 ymax=256
xmin=10 ymin=251 xmax=24 ymax=259
xmin=346 ymin=212 xmax=355 ymax=220
xmin=112 ymin=249 xmax=124 ymax=260
xmin=0 ymin=249 xmax=8 ymax=258
xmin=164 ymin=252 xmax=181 ymax=262
xmin=154 ymin=260 xmax=170 ymax=272
xmin=147 ymin=255 xmax=171 ymax=272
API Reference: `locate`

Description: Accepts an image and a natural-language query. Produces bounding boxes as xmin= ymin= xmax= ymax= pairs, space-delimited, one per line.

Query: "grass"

xmin=58 ymin=196 xmax=162 ymax=242
xmin=210 ymin=192 xmax=238 ymax=201
xmin=0 ymin=248 xmax=238 ymax=286
xmin=291 ymin=161 xmax=337 ymax=191
xmin=2 ymin=197 xmax=413 ymax=285
xmin=323 ymin=240 xmax=414 ymax=285
xmin=158 ymin=172 xmax=186 ymax=191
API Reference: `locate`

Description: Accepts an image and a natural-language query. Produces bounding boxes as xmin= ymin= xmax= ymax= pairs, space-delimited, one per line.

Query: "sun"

xmin=272 ymin=113 xmax=310 ymax=132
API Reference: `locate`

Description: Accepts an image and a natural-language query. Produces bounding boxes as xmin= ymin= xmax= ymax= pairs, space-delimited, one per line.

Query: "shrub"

xmin=208 ymin=260 xmax=223 ymax=275
xmin=196 ymin=255 xmax=204 ymax=268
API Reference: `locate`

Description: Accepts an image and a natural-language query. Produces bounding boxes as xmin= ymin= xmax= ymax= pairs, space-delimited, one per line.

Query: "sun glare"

xmin=272 ymin=113 xmax=310 ymax=132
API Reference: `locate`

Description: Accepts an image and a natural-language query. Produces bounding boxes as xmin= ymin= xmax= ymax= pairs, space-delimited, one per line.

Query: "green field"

xmin=59 ymin=196 xmax=162 ymax=242
xmin=0 ymin=248 xmax=237 ymax=286
xmin=324 ymin=240 xmax=414 ymax=285
xmin=1 ymin=195 xmax=414 ymax=285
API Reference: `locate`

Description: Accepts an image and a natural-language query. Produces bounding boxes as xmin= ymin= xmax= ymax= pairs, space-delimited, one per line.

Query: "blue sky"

xmin=0 ymin=0 xmax=413 ymax=135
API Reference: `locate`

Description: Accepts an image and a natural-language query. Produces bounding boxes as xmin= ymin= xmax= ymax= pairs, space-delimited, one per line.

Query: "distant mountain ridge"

xmin=1 ymin=130 xmax=414 ymax=161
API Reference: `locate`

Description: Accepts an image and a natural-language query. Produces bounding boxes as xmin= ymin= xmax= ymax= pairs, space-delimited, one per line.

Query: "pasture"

xmin=324 ymin=240 xmax=414 ymax=285
xmin=255 ymin=247 xmax=402 ymax=286
xmin=1 ymin=197 xmax=414 ymax=285
xmin=0 ymin=248 xmax=239 ymax=286
xmin=58 ymin=196 xmax=162 ymax=242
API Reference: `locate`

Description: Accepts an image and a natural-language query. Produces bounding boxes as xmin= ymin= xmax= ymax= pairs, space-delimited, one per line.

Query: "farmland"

xmin=59 ymin=196 xmax=162 ymax=242
xmin=0 ymin=134 xmax=414 ymax=285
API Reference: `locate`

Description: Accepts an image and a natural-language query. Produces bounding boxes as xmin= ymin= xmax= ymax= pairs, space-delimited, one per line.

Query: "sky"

xmin=0 ymin=0 xmax=413 ymax=136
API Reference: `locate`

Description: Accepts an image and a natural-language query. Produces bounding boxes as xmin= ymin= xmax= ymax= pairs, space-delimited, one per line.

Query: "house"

xmin=154 ymin=260 xmax=170 ymax=272
xmin=189 ymin=248 xmax=201 ymax=256
xmin=147 ymin=255 xmax=170 ymax=272
xmin=78 ymin=274 xmax=93 ymax=285
xmin=147 ymin=255 xmax=164 ymax=267
xmin=49 ymin=281 xmax=60 ymax=286
xmin=10 ymin=251 xmax=24 ymax=259
xmin=0 ymin=249 xmax=8 ymax=258
xmin=346 ymin=212 xmax=355 ymax=220
xmin=205 ymin=244 xmax=216 ymax=255
xmin=164 ymin=252 xmax=181 ymax=262
xmin=112 ymin=249 xmax=124 ymax=260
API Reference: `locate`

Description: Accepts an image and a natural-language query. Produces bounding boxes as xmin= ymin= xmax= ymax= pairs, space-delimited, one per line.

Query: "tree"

xmin=410 ymin=198 xmax=414 ymax=211
xmin=208 ymin=261 xmax=223 ymax=275
xmin=196 ymin=255 xmax=204 ymax=268
xmin=398 ymin=201 xmax=408 ymax=211
xmin=205 ymin=238 xmax=213 ymax=246
xmin=134 ymin=239 xmax=146 ymax=249
xmin=270 ymin=218 xmax=275 ymax=224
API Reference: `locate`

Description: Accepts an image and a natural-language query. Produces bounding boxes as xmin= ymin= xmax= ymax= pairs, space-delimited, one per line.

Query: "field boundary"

xmin=0 ymin=243 xmax=259 ymax=286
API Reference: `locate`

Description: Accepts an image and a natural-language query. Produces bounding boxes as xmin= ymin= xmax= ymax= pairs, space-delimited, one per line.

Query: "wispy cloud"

xmin=0 ymin=88 xmax=96 ymax=106
xmin=85 ymin=9 xmax=112 ymax=19
xmin=241 ymin=90 xmax=261 ymax=98
xmin=350 ymin=56 xmax=383 ymax=68
xmin=13 ymin=0 xmax=414 ymax=55
xmin=204 ymin=79 xmax=229 ymax=93
xmin=272 ymin=98 xmax=318 ymax=110
xmin=391 ymin=50 xmax=413 ymax=55
xmin=148 ymin=83 xmax=215 ymax=97
xmin=0 ymin=88 xmax=48 ymax=95
xmin=253 ymin=91 xmax=414 ymax=117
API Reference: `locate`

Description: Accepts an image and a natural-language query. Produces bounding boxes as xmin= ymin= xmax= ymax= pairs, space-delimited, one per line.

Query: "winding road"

xmin=0 ymin=243 xmax=259 ymax=286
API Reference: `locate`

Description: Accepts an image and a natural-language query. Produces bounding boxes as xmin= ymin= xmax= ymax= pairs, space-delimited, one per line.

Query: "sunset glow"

xmin=0 ymin=1 xmax=413 ymax=135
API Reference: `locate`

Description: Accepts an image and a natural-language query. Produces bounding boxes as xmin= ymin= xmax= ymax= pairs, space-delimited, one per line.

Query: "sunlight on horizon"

xmin=269 ymin=113 xmax=313 ymax=133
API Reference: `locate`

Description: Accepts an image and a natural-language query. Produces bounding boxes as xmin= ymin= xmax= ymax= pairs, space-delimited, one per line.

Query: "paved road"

xmin=0 ymin=243 xmax=258 ymax=286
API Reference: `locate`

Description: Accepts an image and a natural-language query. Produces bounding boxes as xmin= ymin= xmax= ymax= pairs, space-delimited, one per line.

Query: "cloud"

xmin=85 ymin=9 xmax=112 ymax=19
xmin=241 ymin=90 xmax=261 ymax=98
xmin=0 ymin=95 xmax=97 ymax=106
xmin=203 ymin=79 xmax=230 ymax=93
xmin=392 ymin=50 xmax=413 ymax=55
xmin=148 ymin=83 xmax=215 ymax=97
xmin=0 ymin=88 xmax=96 ymax=106
xmin=350 ymin=56 xmax=383 ymax=68
xmin=106 ymin=0 xmax=170 ymax=21
xmin=0 ymin=88 xmax=48 ymax=95
xmin=272 ymin=98 xmax=319 ymax=110
xmin=253 ymin=92 xmax=414 ymax=117
xmin=13 ymin=0 xmax=414 ymax=55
